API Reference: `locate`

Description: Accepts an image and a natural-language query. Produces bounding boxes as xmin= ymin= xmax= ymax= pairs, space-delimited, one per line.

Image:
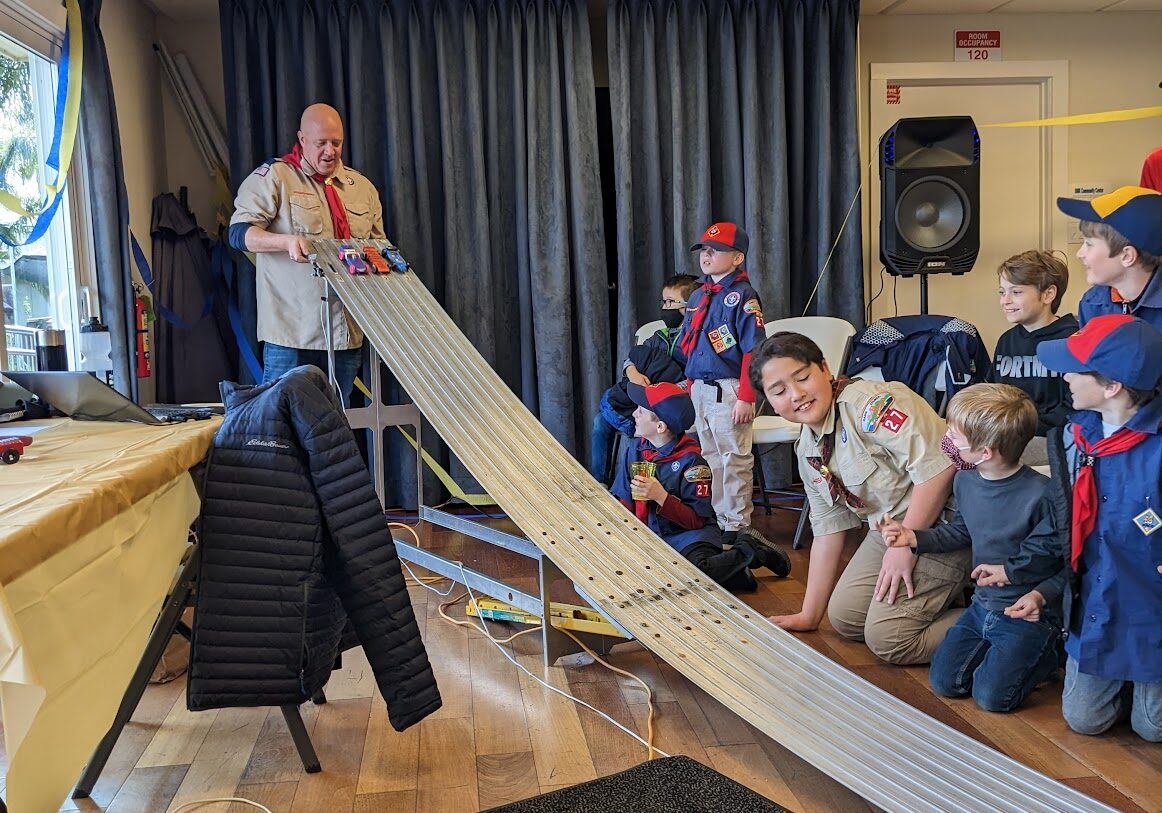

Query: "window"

xmin=0 ymin=1 xmax=92 ymax=372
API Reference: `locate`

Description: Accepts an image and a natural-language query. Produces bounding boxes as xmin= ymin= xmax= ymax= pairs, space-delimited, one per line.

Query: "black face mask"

xmin=660 ymin=308 xmax=685 ymax=329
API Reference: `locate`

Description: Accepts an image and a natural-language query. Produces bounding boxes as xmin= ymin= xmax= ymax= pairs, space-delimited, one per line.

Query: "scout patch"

xmin=879 ymin=407 xmax=909 ymax=434
xmin=743 ymin=299 xmax=761 ymax=316
xmin=684 ymin=465 xmax=712 ymax=483
xmin=724 ymin=291 xmax=741 ymax=308
xmin=860 ymin=392 xmax=893 ymax=433
xmin=253 ymin=163 xmax=270 ymax=177
xmin=840 ymin=427 xmax=848 ymax=445
xmin=708 ymin=324 xmax=737 ymax=353
xmin=1133 ymin=507 xmax=1161 ymax=536
xmin=671 ymin=461 xmax=681 ymax=472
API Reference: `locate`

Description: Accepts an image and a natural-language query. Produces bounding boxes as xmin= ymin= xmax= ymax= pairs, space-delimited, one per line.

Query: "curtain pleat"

xmin=220 ymin=0 xmax=610 ymax=508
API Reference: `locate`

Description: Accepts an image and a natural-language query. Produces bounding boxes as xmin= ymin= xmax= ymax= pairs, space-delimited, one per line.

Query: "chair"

xmin=752 ymin=316 xmax=857 ymax=549
xmin=634 ymin=319 xmax=665 ymax=345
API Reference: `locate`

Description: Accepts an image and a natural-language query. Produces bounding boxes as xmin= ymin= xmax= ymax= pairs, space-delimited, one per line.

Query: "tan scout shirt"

xmin=231 ymin=160 xmax=385 ymax=350
xmin=795 ymin=379 xmax=952 ymax=538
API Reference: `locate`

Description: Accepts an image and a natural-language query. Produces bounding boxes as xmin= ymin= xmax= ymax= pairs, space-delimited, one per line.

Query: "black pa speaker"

xmin=879 ymin=116 xmax=980 ymax=277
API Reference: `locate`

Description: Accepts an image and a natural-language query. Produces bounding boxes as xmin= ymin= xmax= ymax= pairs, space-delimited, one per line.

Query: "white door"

xmin=867 ymin=63 xmax=1069 ymax=352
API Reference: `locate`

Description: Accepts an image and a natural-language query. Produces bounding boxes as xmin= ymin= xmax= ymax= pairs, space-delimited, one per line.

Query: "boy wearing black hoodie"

xmin=989 ymin=250 xmax=1078 ymax=436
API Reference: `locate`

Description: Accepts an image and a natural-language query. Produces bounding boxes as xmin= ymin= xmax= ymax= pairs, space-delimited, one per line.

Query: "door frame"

xmin=863 ymin=60 xmax=1070 ymax=306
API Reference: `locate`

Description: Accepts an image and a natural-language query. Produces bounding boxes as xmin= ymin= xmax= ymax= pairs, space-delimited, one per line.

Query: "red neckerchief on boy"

xmin=634 ymin=434 xmax=700 ymax=522
xmin=280 ymin=144 xmax=352 ymax=238
xmin=805 ymin=378 xmax=867 ymax=512
xmin=1070 ymin=423 xmax=1150 ymax=570
xmin=679 ymin=271 xmax=749 ymax=358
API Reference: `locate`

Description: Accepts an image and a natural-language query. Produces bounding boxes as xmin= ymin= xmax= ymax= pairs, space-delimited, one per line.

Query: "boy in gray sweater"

xmin=879 ymin=384 xmax=1066 ymax=712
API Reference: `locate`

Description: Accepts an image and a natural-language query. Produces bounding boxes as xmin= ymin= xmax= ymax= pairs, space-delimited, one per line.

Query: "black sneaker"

xmin=735 ymin=527 xmax=792 ymax=578
xmin=725 ymin=567 xmax=758 ymax=593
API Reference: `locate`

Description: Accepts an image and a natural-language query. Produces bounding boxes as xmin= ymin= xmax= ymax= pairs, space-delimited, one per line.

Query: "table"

xmin=0 ymin=417 xmax=219 ymax=812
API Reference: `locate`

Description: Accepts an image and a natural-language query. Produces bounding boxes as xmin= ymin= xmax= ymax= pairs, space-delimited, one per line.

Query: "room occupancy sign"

xmin=954 ymin=30 xmax=1001 ymax=61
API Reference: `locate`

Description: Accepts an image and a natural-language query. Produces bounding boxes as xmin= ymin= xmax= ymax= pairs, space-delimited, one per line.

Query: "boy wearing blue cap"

xmin=1037 ymin=314 xmax=1162 ymax=741
xmin=1056 ymin=186 xmax=1162 ymax=330
xmin=610 ymin=381 xmax=791 ymax=590
xmin=675 ymin=222 xmax=767 ymax=543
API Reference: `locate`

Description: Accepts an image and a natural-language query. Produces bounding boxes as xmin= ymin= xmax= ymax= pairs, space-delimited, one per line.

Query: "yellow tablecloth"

xmin=0 ymin=418 xmax=219 ymax=812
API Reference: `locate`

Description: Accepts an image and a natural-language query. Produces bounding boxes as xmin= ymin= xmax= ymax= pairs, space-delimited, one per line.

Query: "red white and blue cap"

xmin=1056 ymin=186 xmax=1162 ymax=256
xmin=1036 ymin=314 xmax=1162 ymax=390
xmin=627 ymin=381 xmax=696 ymax=434
xmin=690 ymin=221 xmax=749 ymax=254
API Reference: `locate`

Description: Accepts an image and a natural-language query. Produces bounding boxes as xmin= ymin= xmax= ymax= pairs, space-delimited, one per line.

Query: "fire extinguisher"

xmin=133 ymin=282 xmax=153 ymax=378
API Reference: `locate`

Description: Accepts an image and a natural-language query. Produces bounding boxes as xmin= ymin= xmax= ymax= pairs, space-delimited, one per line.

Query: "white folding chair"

xmin=752 ymin=316 xmax=857 ymax=548
xmin=634 ymin=319 xmax=665 ymax=346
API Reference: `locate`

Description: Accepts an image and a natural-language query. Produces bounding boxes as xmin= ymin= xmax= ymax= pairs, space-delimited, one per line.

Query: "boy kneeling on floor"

xmin=611 ymin=381 xmax=791 ymax=591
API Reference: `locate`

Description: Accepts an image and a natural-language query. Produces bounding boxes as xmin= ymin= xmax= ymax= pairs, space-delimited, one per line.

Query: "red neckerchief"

xmin=1070 ymin=422 xmax=1150 ymax=570
xmin=679 ymin=271 xmax=749 ymax=357
xmin=280 ymin=144 xmax=352 ymax=238
xmin=635 ymin=434 xmax=700 ymax=521
xmin=806 ymin=378 xmax=867 ymax=511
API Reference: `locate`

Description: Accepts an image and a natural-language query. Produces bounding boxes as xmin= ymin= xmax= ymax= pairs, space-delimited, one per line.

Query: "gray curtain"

xmin=607 ymin=0 xmax=864 ymax=359
xmin=79 ymin=0 xmax=136 ymax=398
xmin=220 ymin=0 xmax=609 ymax=508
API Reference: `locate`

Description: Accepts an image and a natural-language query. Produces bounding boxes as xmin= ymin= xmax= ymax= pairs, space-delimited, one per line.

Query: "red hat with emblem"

xmin=689 ymin=221 xmax=749 ymax=254
xmin=1035 ymin=314 xmax=1162 ymax=391
xmin=627 ymin=381 xmax=696 ymax=434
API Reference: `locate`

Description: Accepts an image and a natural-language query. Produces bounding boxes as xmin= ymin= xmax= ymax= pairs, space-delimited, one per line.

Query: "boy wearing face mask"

xmin=589 ymin=274 xmax=700 ymax=484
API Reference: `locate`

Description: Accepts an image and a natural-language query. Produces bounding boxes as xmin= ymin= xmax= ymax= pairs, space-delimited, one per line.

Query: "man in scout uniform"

xmin=751 ymin=331 xmax=972 ymax=666
xmin=229 ymin=103 xmax=386 ymax=403
xmin=610 ymin=381 xmax=790 ymax=591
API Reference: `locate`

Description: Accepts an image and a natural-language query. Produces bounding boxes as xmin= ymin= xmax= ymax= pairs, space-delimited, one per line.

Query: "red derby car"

xmin=0 ymin=434 xmax=33 ymax=464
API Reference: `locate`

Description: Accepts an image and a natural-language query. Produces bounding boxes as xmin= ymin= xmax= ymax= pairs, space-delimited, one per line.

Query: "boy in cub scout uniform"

xmin=610 ymin=381 xmax=790 ymax=592
xmin=228 ymin=103 xmax=385 ymax=402
xmin=751 ymin=332 xmax=971 ymax=665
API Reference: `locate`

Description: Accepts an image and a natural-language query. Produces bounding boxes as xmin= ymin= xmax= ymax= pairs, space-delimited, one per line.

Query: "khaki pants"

xmin=690 ymin=378 xmax=753 ymax=532
xmin=827 ymin=529 xmax=972 ymax=665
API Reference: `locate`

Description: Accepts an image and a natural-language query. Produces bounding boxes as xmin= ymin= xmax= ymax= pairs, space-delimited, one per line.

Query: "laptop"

xmin=1 ymin=370 xmax=221 ymax=425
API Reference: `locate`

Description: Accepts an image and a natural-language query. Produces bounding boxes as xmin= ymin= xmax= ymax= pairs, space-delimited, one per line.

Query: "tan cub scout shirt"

xmin=796 ymin=378 xmax=952 ymax=538
xmin=231 ymin=160 xmax=385 ymax=350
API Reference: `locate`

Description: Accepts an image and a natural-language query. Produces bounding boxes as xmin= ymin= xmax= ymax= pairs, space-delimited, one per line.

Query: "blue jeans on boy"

xmin=590 ymin=392 xmax=635 ymax=483
xmin=263 ymin=342 xmax=362 ymax=406
xmin=929 ymin=601 xmax=1061 ymax=712
xmin=1062 ymin=656 xmax=1162 ymax=741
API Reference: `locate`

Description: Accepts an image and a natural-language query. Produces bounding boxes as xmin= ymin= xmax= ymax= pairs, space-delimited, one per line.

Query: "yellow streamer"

xmin=353 ymin=376 xmax=495 ymax=506
xmin=0 ymin=0 xmax=83 ymax=220
xmin=984 ymin=106 xmax=1162 ymax=128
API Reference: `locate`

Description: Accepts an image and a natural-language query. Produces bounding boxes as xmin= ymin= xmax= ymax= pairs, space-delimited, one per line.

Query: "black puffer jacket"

xmin=188 ymin=366 xmax=441 ymax=731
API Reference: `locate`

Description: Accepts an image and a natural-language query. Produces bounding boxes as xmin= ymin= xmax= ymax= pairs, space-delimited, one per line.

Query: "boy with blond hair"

xmin=1057 ymin=186 xmax=1162 ymax=330
xmin=881 ymin=384 xmax=1066 ymax=710
xmin=990 ymin=250 xmax=1077 ymax=435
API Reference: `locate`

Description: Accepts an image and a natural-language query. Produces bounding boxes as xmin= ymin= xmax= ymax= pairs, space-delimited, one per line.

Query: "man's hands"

xmin=875 ymin=545 xmax=918 ymax=604
xmin=972 ymin=563 xmax=1009 ymax=587
xmin=733 ymin=399 xmax=755 ymax=425
xmin=286 ymin=234 xmax=313 ymax=263
xmin=876 ymin=513 xmax=917 ymax=549
xmin=1004 ymin=590 xmax=1045 ymax=622
xmin=631 ymin=475 xmax=668 ymax=505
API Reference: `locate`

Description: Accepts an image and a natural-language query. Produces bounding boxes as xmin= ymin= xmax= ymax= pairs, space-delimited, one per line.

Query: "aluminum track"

xmin=313 ymin=239 xmax=1113 ymax=813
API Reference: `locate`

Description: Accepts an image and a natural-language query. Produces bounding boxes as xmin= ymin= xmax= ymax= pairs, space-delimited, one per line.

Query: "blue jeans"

xmin=929 ymin=601 xmax=1061 ymax=712
xmin=262 ymin=343 xmax=362 ymax=406
xmin=1062 ymin=656 xmax=1162 ymax=741
xmin=590 ymin=412 xmax=619 ymax=483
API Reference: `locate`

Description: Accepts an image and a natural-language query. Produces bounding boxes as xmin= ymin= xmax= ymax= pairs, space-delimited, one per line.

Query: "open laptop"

xmin=1 ymin=370 xmax=220 ymax=425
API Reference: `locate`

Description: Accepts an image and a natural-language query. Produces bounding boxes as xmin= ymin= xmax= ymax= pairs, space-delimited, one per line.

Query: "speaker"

xmin=879 ymin=116 xmax=980 ymax=277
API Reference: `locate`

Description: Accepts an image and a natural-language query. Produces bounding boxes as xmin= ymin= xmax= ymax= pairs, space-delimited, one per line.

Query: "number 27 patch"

xmin=879 ymin=407 xmax=909 ymax=433
xmin=695 ymin=483 xmax=710 ymax=497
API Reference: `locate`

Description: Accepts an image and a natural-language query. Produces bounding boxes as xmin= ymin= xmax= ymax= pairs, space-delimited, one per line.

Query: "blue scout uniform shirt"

xmin=611 ymin=434 xmax=715 ymax=553
xmin=1077 ymin=270 xmax=1162 ymax=331
xmin=1064 ymin=395 xmax=1162 ymax=683
xmin=674 ymin=270 xmax=765 ymax=386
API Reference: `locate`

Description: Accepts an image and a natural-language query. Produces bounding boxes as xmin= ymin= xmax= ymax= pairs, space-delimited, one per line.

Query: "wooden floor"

xmin=8 ymin=504 xmax=1160 ymax=813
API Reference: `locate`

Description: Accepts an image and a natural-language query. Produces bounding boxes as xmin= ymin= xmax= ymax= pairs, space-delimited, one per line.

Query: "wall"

xmin=859 ymin=12 xmax=1162 ymax=346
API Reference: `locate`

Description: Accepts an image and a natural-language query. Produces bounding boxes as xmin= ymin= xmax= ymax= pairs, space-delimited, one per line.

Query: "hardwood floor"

xmin=10 ymin=503 xmax=1159 ymax=812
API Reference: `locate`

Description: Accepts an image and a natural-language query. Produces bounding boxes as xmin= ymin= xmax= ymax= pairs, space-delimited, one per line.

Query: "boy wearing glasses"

xmin=589 ymin=274 xmax=700 ymax=483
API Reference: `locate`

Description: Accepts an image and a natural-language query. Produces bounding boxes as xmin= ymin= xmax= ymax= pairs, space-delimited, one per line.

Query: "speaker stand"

xmin=919 ymin=276 xmax=930 ymax=315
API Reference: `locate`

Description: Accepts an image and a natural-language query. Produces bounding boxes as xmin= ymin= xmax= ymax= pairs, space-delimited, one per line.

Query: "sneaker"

xmin=735 ymin=526 xmax=792 ymax=578
xmin=725 ymin=567 xmax=758 ymax=593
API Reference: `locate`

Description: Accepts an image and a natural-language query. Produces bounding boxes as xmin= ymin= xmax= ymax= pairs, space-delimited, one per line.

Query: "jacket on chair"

xmin=187 ymin=365 xmax=441 ymax=731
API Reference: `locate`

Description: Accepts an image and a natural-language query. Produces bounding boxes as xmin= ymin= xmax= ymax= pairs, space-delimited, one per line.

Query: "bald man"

xmin=229 ymin=103 xmax=385 ymax=402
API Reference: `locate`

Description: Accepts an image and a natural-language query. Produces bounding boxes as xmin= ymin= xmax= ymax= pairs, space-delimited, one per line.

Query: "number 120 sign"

xmin=955 ymin=30 xmax=1001 ymax=61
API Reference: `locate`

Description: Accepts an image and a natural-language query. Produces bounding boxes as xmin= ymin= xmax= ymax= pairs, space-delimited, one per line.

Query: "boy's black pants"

xmin=683 ymin=540 xmax=754 ymax=590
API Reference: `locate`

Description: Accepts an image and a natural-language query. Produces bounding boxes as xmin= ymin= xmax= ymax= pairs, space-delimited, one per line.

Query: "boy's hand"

xmin=876 ymin=513 xmax=916 ymax=549
xmin=972 ymin=563 xmax=1009 ymax=587
xmin=631 ymin=475 xmax=667 ymax=504
xmin=626 ymin=366 xmax=650 ymax=387
xmin=732 ymin=400 xmax=755 ymax=424
xmin=875 ymin=546 xmax=917 ymax=604
xmin=1004 ymin=590 xmax=1045 ymax=622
